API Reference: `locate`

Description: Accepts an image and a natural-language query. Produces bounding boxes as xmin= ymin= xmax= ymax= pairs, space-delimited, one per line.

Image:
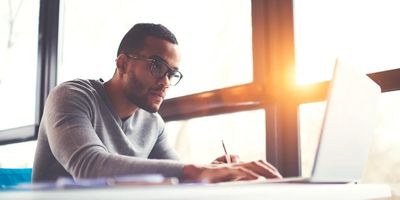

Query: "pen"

xmin=221 ymin=140 xmax=232 ymax=164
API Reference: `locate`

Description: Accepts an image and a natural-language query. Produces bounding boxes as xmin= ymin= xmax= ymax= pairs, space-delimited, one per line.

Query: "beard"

xmin=123 ymin=72 xmax=162 ymax=113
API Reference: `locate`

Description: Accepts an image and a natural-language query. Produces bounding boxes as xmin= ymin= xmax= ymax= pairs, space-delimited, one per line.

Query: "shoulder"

xmin=49 ymin=79 xmax=102 ymax=99
xmin=53 ymin=79 xmax=100 ymax=93
xmin=46 ymin=79 xmax=103 ymax=109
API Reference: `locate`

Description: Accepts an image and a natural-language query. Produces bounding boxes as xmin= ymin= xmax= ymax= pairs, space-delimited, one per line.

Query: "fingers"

xmin=210 ymin=157 xmax=281 ymax=179
xmin=206 ymin=166 xmax=262 ymax=183
xmin=235 ymin=160 xmax=282 ymax=179
xmin=212 ymin=154 xmax=241 ymax=164
xmin=211 ymin=160 xmax=222 ymax=164
xmin=232 ymin=166 xmax=260 ymax=180
xmin=184 ymin=164 xmax=264 ymax=183
xmin=211 ymin=156 xmax=223 ymax=164
xmin=183 ymin=161 xmax=282 ymax=184
xmin=230 ymin=155 xmax=240 ymax=163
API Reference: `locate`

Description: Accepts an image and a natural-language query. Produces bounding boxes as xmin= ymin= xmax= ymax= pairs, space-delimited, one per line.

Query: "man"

xmin=32 ymin=23 xmax=282 ymax=183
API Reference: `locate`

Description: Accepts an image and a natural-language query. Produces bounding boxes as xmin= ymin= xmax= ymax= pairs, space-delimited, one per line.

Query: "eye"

xmin=169 ymin=71 xmax=180 ymax=79
xmin=151 ymin=61 xmax=163 ymax=74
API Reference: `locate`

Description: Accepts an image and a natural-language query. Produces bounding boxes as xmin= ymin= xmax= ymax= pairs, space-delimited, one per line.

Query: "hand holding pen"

xmin=183 ymin=140 xmax=282 ymax=183
xmin=211 ymin=140 xmax=240 ymax=164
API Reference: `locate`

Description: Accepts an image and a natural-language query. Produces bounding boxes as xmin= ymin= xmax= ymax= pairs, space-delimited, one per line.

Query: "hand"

xmin=232 ymin=160 xmax=282 ymax=180
xmin=182 ymin=160 xmax=282 ymax=183
xmin=211 ymin=154 xmax=241 ymax=164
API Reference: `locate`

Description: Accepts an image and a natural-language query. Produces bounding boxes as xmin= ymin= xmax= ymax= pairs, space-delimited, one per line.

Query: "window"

xmin=3 ymin=0 xmax=400 ymax=181
xmin=57 ymin=0 xmax=252 ymax=99
xmin=0 ymin=0 xmax=40 ymax=142
xmin=57 ymin=0 xmax=265 ymax=168
xmin=0 ymin=141 xmax=37 ymax=168
xmin=294 ymin=0 xmax=400 ymax=181
xmin=59 ymin=0 xmax=302 ymax=176
xmin=294 ymin=0 xmax=400 ymax=85
xmin=299 ymin=102 xmax=325 ymax=176
xmin=166 ymin=110 xmax=266 ymax=163
xmin=363 ymin=91 xmax=400 ymax=182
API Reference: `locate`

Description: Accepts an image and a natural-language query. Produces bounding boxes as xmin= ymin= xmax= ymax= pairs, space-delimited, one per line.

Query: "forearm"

xmin=66 ymin=146 xmax=185 ymax=179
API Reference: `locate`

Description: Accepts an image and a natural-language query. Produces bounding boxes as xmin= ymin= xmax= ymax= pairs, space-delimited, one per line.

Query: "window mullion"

xmin=36 ymin=0 xmax=60 ymax=131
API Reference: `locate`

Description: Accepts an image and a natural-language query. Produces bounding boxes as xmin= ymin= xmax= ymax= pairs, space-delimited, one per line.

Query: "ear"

xmin=115 ymin=54 xmax=129 ymax=75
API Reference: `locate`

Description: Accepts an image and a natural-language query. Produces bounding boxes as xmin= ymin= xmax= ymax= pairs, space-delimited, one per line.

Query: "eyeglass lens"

xmin=151 ymin=60 xmax=182 ymax=85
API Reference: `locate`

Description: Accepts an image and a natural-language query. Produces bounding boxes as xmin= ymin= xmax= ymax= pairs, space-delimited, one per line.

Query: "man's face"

xmin=122 ymin=36 xmax=181 ymax=113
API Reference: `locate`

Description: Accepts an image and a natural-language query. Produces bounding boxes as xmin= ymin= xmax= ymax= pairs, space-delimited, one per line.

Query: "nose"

xmin=157 ymin=73 xmax=171 ymax=88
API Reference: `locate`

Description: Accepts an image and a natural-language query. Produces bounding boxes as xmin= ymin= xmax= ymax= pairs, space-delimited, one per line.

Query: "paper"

xmin=15 ymin=174 xmax=178 ymax=190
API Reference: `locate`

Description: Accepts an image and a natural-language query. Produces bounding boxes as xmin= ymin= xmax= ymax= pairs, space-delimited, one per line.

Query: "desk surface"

xmin=0 ymin=183 xmax=393 ymax=200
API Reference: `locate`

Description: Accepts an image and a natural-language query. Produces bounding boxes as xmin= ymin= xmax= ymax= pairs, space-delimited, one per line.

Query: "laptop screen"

xmin=311 ymin=60 xmax=381 ymax=182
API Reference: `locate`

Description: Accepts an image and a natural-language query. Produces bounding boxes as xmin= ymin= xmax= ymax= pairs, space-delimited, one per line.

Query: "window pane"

xmin=58 ymin=0 xmax=252 ymax=98
xmin=299 ymin=102 xmax=326 ymax=176
xmin=0 ymin=0 xmax=39 ymax=130
xmin=362 ymin=91 xmax=400 ymax=182
xmin=294 ymin=0 xmax=400 ymax=84
xmin=165 ymin=110 xmax=265 ymax=163
xmin=0 ymin=141 xmax=37 ymax=168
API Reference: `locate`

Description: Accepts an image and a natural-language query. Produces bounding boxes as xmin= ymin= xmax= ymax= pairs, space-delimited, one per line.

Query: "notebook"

xmin=240 ymin=60 xmax=381 ymax=184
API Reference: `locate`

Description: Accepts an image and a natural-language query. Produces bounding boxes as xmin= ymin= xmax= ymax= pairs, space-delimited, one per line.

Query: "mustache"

xmin=149 ymin=86 xmax=167 ymax=98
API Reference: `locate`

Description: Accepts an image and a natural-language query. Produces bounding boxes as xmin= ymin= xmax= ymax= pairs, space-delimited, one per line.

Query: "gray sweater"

xmin=32 ymin=79 xmax=184 ymax=182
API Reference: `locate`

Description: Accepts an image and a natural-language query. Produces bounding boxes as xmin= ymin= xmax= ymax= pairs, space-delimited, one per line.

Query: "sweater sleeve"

xmin=44 ymin=83 xmax=184 ymax=180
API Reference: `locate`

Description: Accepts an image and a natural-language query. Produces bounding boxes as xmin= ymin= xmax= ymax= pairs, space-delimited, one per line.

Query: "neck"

xmin=104 ymin=78 xmax=138 ymax=119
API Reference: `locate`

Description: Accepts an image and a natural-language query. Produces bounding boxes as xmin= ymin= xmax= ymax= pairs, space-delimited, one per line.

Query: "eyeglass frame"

xmin=125 ymin=54 xmax=183 ymax=86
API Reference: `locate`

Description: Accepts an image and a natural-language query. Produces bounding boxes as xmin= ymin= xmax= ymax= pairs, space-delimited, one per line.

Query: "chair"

xmin=0 ymin=168 xmax=32 ymax=189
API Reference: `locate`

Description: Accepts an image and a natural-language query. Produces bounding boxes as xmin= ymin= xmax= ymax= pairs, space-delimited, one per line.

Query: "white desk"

xmin=0 ymin=183 xmax=392 ymax=200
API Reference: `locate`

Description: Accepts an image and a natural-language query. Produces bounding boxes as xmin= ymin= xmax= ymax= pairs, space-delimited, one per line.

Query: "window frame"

xmin=0 ymin=0 xmax=59 ymax=145
xmin=160 ymin=0 xmax=300 ymax=177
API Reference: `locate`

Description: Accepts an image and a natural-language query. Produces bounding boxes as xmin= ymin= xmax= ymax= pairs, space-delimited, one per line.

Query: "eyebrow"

xmin=151 ymin=55 xmax=179 ymax=71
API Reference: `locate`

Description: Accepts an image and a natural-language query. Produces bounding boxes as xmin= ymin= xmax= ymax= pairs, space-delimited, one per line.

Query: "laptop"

xmin=232 ymin=59 xmax=381 ymax=184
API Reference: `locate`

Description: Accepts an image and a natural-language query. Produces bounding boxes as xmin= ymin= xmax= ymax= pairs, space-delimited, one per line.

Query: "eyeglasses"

xmin=126 ymin=54 xmax=183 ymax=86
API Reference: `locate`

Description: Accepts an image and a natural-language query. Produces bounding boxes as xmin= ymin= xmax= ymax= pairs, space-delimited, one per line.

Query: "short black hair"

xmin=117 ymin=23 xmax=178 ymax=56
